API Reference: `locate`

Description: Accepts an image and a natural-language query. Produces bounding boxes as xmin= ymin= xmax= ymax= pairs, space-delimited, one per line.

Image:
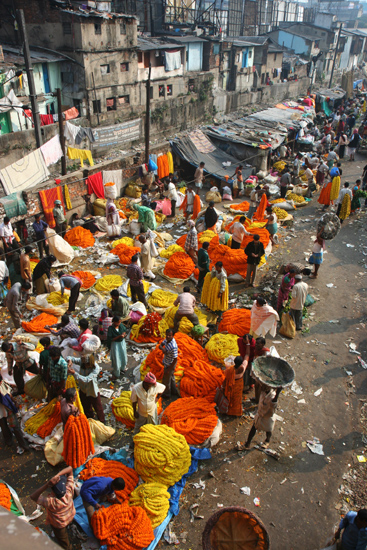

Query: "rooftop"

xmin=138 ymin=37 xmax=185 ymax=51
xmin=0 ymin=44 xmax=64 ymax=72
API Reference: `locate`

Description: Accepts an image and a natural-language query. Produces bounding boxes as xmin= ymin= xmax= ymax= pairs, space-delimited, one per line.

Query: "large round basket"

xmin=252 ymin=356 xmax=294 ymax=388
xmin=316 ymin=212 xmax=341 ymax=240
xmin=202 ymin=506 xmax=270 ymax=550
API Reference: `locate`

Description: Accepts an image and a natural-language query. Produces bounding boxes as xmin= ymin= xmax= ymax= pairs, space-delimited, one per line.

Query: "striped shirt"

xmin=37 ymin=473 xmax=75 ymax=529
xmin=49 ymin=357 xmax=68 ymax=383
xmin=162 ymin=338 xmax=178 ymax=367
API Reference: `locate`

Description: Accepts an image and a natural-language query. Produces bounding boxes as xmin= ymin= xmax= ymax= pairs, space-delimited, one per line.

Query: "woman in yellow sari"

xmin=223 ymin=356 xmax=245 ymax=416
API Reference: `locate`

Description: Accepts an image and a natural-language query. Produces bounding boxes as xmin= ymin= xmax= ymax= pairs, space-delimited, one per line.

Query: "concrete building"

xmin=302 ymin=0 xmax=363 ymax=29
xmin=339 ymin=28 xmax=367 ymax=70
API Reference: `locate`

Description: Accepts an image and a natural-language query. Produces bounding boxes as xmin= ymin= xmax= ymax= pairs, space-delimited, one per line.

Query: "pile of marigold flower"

xmin=148 ymin=289 xmax=177 ymax=309
xmin=62 ymin=413 xmax=95 ymax=468
xmin=129 ymin=483 xmax=170 ymax=529
xmin=161 ymin=397 xmax=218 ymax=445
xmin=230 ymin=201 xmax=250 ymax=212
xmin=64 ymin=226 xmax=95 ymax=248
xmin=0 ymin=483 xmax=11 ymax=510
xmin=218 ymin=308 xmax=251 ymax=336
xmin=205 ymin=333 xmax=239 ymax=364
xmin=71 ymin=270 xmax=96 ymax=289
xmin=79 ymin=458 xmax=139 ymax=501
xmin=95 ymin=275 xmax=123 ymax=292
xmin=130 ymin=312 xmax=168 ymax=343
xmin=110 ymin=243 xmax=141 ymax=265
xmin=163 ymin=252 xmax=195 ymax=279
xmin=22 ymin=313 xmax=58 ymax=333
xmin=46 ymin=292 xmax=69 ymax=306
xmin=159 ymin=244 xmax=184 ymax=259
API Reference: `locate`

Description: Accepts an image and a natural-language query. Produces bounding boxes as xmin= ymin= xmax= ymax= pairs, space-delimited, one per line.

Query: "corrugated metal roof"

xmin=138 ymin=37 xmax=184 ymax=51
xmin=1 ymin=45 xmax=64 ymax=64
xmin=166 ymin=35 xmax=206 ymax=43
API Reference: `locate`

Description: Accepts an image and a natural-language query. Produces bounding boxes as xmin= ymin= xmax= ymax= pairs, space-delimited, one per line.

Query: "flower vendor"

xmin=289 ymin=274 xmax=308 ymax=331
xmin=173 ymin=286 xmax=199 ymax=333
xmin=132 ymin=204 xmax=157 ymax=231
xmin=180 ymin=185 xmax=196 ymax=219
xmin=245 ymin=234 xmax=265 ymax=288
xmin=4 ymin=280 xmax=31 ymax=329
xmin=309 ymin=227 xmax=325 ymax=279
xmin=58 ymin=272 xmax=82 ymax=315
xmin=80 ymin=476 xmax=125 ymax=522
xmin=252 ymin=336 xmax=271 ymax=403
xmin=32 ymin=213 xmax=49 ymax=258
xmin=53 ymin=200 xmax=66 ymax=235
xmin=277 ymin=268 xmax=296 ymax=313
xmin=20 ymin=245 xmax=33 ymax=286
xmin=334 ymin=509 xmax=367 ymax=550
xmin=107 ymin=316 xmax=127 ymax=381
xmin=229 ymin=216 xmax=250 ymax=249
xmin=201 ymin=261 xmax=228 ymax=312
xmin=197 ymin=241 xmax=210 ymax=292
xmin=32 ymin=255 xmax=56 ymax=295
xmin=1 ymin=340 xmax=38 ymax=395
xmin=46 ymin=314 xmax=81 ymax=342
xmin=109 ymin=289 xmax=130 ymax=320
xmin=265 ymin=206 xmax=278 ymax=246
xmin=336 ymin=182 xmax=353 ymax=224
xmin=237 ymin=333 xmax=256 ymax=389
xmin=166 ymin=178 xmax=178 ymax=218
xmin=241 ymin=385 xmax=282 ymax=450
xmin=39 ymin=336 xmax=52 ymax=384
xmin=222 ymin=356 xmax=246 ymax=416
xmin=139 ymin=234 xmax=155 ymax=280
xmin=159 ymin=329 xmax=179 ymax=398
xmin=60 ymin=387 xmax=80 ymax=428
xmin=184 ymin=220 xmax=198 ymax=263
xmin=204 ymin=201 xmax=218 ymax=230
xmin=98 ymin=308 xmax=112 ymax=341
xmin=71 ymin=318 xmax=92 ymax=353
xmin=0 ymin=373 xmax=30 ymax=452
xmin=131 ymin=372 xmax=165 ymax=433
xmin=48 ymin=346 xmax=68 ymax=401
xmin=194 ymin=161 xmax=205 ymax=189
xmin=30 ymin=465 xmax=76 ymax=549
xmin=126 ymin=254 xmax=148 ymax=307
xmin=67 ymin=355 xmax=105 ymax=423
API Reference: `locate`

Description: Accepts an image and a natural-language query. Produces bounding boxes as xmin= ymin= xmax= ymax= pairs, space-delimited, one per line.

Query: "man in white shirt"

xmin=167 ymin=179 xmax=178 ymax=218
xmin=131 ymin=372 xmax=165 ymax=433
xmin=0 ymin=217 xmax=14 ymax=253
xmin=229 ymin=216 xmax=250 ymax=249
xmin=194 ymin=162 xmax=205 ymax=189
xmin=248 ymin=186 xmax=261 ymax=219
xmin=173 ymin=286 xmax=199 ymax=333
xmin=289 ymin=274 xmax=308 ymax=331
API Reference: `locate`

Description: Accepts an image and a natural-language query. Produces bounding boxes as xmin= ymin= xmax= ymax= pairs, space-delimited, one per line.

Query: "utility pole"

xmin=150 ymin=3 xmax=155 ymax=37
xmin=91 ymin=73 xmax=100 ymax=126
xmin=16 ymin=9 xmax=42 ymax=148
xmin=56 ymin=88 xmax=67 ymax=175
xmin=329 ymin=23 xmax=343 ymax=89
xmin=145 ymin=63 xmax=151 ymax=164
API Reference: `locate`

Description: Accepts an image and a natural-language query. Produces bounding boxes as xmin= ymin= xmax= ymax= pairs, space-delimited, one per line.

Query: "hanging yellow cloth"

xmin=167 ymin=151 xmax=174 ymax=174
xmin=64 ymin=184 xmax=72 ymax=210
xmin=67 ymin=146 xmax=94 ymax=167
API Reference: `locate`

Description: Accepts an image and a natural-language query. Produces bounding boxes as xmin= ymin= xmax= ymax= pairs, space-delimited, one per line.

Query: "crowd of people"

xmin=0 ymin=91 xmax=365 ymax=550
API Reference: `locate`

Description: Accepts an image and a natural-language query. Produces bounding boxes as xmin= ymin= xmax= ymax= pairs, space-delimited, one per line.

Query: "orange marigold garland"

xmin=71 ymin=270 xmax=96 ymax=289
xmin=110 ymin=243 xmax=141 ymax=265
xmin=163 ymin=252 xmax=195 ymax=279
xmin=218 ymin=308 xmax=251 ymax=336
xmin=91 ymin=503 xmax=154 ymax=550
xmin=180 ymin=360 xmax=225 ymax=402
xmin=0 ymin=483 xmax=11 ymax=511
xmin=230 ymin=200 xmax=250 ymax=211
xmin=64 ymin=226 xmax=95 ymax=248
xmin=252 ymin=193 xmax=267 ymax=221
xmin=36 ymin=401 xmax=61 ymax=438
xmin=22 ymin=313 xmax=58 ymax=333
xmin=161 ymin=397 xmax=218 ymax=445
xmin=62 ymin=413 xmax=95 ymax=468
xmin=79 ymin=458 xmax=138 ymax=502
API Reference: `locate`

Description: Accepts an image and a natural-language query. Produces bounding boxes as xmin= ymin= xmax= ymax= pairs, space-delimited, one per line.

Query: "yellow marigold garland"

xmin=111 ymin=392 xmax=135 ymax=429
xmin=199 ymin=230 xmax=216 ymax=243
xmin=159 ymin=244 xmax=184 ymax=259
xmin=273 ymin=207 xmax=288 ymax=220
xmin=129 ymin=482 xmax=170 ymax=529
xmin=148 ymin=289 xmax=178 ymax=308
xmin=66 ymin=375 xmax=84 ymax=414
xmin=47 ymin=291 xmax=69 ymax=306
xmin=24 ymin=399 xmax=59 ymax=435
xmin=95 ymin=275 xmax=123 ymax=292
xmin=133 ymin=424 xmax=191 ymax=486
xmin=200 ymin=274 xmax=229 ymax=312
xmin=205 ymin=333 xmax=239 ymax=364
xmin=111 ymin=237 xmax=135 ymax=248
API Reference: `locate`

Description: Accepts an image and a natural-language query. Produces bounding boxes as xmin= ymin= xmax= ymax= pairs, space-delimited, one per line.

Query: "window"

xmin=120 ymin=21 xmax=126 ymax=34
xmin=120 ymin=62 xmax=129 ymax=72
xmin=144 ymin=52 xmax=150 ymax=68
xmin=188 ymin=79 xmax=195 ymax=92
xmin=213 ymin=43 xmax=220 ymax=54
xmin=118 ymin=95 xmax=130 ymax=105
xmin=73 ymin=98 xmax=81 ymax=112
xmin=248 ymin=50 xmax=252 ymax=58
xmin=63 ymin=22 xmax=71 ymax=34
xmin=261 ymin=72 xmax=265 ymax=84
xmin=61 ymin=72 xmax=73 ymax=84
xmin=159 ymin=84 xmax=165 ymax=97
xmin=167 ymin=84 xmax=172 ymax=96
xmin=242 ymin=50 xmax=248 ymax=68
xmin=100 ymin=64 xmax=110 ymax=75
xmin=106 ymin=97 xmax=116 ymax=111
xmin=93 ymin=99 xmax=101 ymax=114
xmin=274 ymin=53 xmax=277 ymax=61
xmin=95 ymin=23 xmax=102 ymax=35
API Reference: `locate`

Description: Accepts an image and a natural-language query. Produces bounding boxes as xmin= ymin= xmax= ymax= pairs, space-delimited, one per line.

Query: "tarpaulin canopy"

xmin=170 ymin=135 xmax=253 ymax=180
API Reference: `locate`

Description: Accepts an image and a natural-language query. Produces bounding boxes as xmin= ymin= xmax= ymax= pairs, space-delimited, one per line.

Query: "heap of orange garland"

xmin=71 ymin=270 xmax=96 ymax=289
xmin=163 ymin=252 xmax=195 ymax=279
xmin=218 ymin=308 xmax=251 ymax=336
xmin=230 ymin=200 xmax=250 ymax=211
xmin=161 ymin=397 xmax=218 ymax=444
xmin=0 ymin=483 xmax=11 ymax=510
xmin=64 ymin=226 xmax=95 ymax=248
xmin=22 ymin=313 xmax=58 ymax=333
xmin=79 ymin=458 xmax=139 ymax=501
xmin=252 ymin=193 xmax=267 ymax=221
xmin=110 ymin=243 xmax=141 ymax=265
xmin=91 ymin=503 xmax=154 ymax=550
xmin=37 ymin=401 xmax=61 ymax=438
xmin=62 ymin=414 xmax=95 ymax=468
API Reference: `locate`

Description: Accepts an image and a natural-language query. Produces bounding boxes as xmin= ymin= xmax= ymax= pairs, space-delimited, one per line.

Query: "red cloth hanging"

xmin=63 ymin=107 xmax=79 ymax=120
xmin=87 ymin=172 xmax=105 ymax=199
xmin=39 ymin=187 xmax=66 ymax=228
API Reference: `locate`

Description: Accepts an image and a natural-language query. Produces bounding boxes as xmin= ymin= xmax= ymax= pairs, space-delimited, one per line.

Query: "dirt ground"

xmin=1 ymin=153 xmax=367 ymax=550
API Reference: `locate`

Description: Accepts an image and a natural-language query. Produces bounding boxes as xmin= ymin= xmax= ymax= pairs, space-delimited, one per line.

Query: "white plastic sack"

xmin=104 ymin=183 xmax=117 ymax=199
xmin=82 ymin=334 xmax=101 ymax=353
xmin=269 ymin=346 xmax=280 ymax=358
xmin=263 ymin=175 xmax=278 ymax=185
xmin=130 ymin=220 xmax=141 ymax=235
xmin=176 ymin=191 xmax=185 ymax=208
xmin=272 ymin=200 xmax=295 ymax=211
xmin=45 ymin=277 xmax=61 ymax=293
xmin=130 ymin=301 xmax=147 ymax=317
xmin=107 ymin=224 xmax=121 ymax=237
xmin=46 ymin=228 xmax=75 ymax=264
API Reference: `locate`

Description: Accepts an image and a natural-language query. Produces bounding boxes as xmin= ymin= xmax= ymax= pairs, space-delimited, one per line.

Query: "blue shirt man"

xmin=80 ymin=476 xmax=125 ymax=522
xmin=336 ymin=510 xmax=367 ymax=550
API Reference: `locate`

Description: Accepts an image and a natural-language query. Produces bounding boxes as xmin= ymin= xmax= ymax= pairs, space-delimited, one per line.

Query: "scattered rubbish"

xmin=314 ymin=388 xmax=323 ymax=397
xmin=326 ymin=283 xmax=334 ymax=288
xmin=291 ymin=381 xmax=303 ymax=395
xmin=301 ymin=487 xmax=304 ymax=494
xmin=358 ymin=357 xmax=367 ymax=370
xmin=164 ymin=524 xmax=179 ymax=545
xmin=329 ymin=320 xmax=339 ymax=324
xmin=209 ymin=470 xmax=217 ymax=479
xmin=254 ymin=445 xmax=280 ymax=460
xmin=357 ymin=455 xmax=367 ymax=463
xmin=280 ymin=478 xmax=287 ymax=485
xmin=99 ymin=388 xmax=114 ymax=399
xmin=298 ymin=399 xmax=306 ymax=404
xmin=189 ymin=503 xmax=204 ymax=522
xmin=346 ymin=244 xmax=355 ymax=248
xmin=240 ymin=487 xmax=251 ymax=495
xmin=191 ymin=479 xmax=206 ymax=490
xmin=253 ymin=498 xmax=260 ymax=507
xmin=307 ymin=437 xmax=324 ymax=456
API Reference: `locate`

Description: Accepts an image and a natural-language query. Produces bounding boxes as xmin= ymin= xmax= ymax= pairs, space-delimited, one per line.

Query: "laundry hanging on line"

xmin=0 ymin=149 xmax=50 ymax=194
xmin=40 ymin=134 xmax=64 ymax=166
xmin=67 ymin=146 xmax=94 ymax=167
